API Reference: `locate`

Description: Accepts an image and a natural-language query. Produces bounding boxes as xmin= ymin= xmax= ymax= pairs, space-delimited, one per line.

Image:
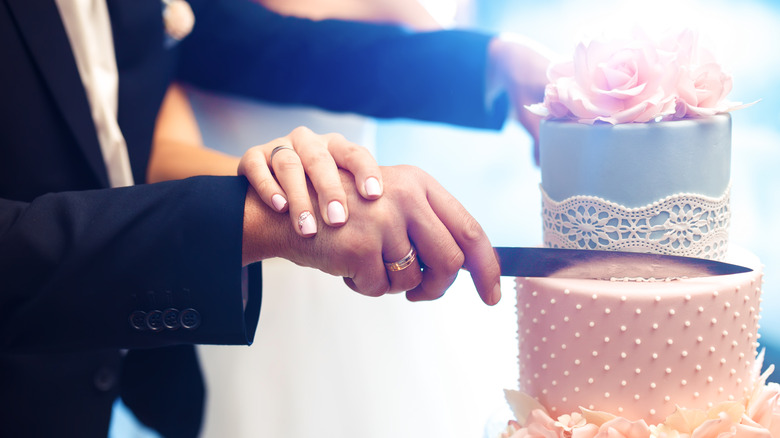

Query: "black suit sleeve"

xmin=0 ymin=176 xmax=260 ymax=353
xmin=176 ymin=0 xmax=509 ymax=130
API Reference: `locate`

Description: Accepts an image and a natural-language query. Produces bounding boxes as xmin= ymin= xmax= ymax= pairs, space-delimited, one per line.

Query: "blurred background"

xmin=111 ymin=0 xmax=780 ymax=437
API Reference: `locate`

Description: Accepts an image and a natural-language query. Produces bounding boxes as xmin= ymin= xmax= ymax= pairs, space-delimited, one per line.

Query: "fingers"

xmin=266 ymin=143 xmax=319 ymax=237
xmin=260 ymin=163 xmax=498 ymax=306
xmin=343 ymin=255 xmax=390 ymax=297
xmin=238 ymin=127 xmax=382 ymax=238
xmin=237 ymin=140 xmax=319 ymax=237
xmin=287 ymin=127 xmax=382 ymax=229
xmin=383 ymin=167 xmax=499 ymax=305
xmin=382 ymin=242 xmax=423 ymax=294
xmin=342 ymin=236 xmax=391 ymax=297
xmin=396 ymin=181 xmax=466 ymax=303
xmin=404 ymin=220 xmax=461 ymax=303
xmin=423 ymin=175 xmax=501 ymax=306
xmin=237 ymin=145 xmax=289 ymax=213
xmin=344 ymin=240 xmax=423 ymax=297
xmin=323 ymin=133 xmax=383 ymax=200
xmin=288 ymin=127 xmax=348 ymax=228
xmin=363 ymin=167 xmax=499 ymax=305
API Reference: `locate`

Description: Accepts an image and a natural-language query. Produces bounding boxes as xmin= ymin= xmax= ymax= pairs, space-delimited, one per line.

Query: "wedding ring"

xmin=384 ymin=246 xmax=417 ymax=272
xmin=269 ymin=145 xmax=295 ymax=167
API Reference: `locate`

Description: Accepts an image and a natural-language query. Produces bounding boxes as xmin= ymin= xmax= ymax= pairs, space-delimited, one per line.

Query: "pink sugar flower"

xmin=526 ymin=28 xmax=753 ymax=124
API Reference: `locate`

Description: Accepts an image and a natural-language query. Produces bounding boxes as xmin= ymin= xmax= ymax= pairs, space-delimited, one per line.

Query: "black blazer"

xmin=0 ymin=0 xmax=507 ymax=436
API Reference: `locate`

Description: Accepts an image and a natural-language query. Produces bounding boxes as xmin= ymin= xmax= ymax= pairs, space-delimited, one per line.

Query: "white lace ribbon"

xmin=541 ymin=185 xmax=731 ymax=261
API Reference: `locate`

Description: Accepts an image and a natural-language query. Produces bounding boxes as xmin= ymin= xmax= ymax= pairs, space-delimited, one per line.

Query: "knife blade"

xmin=494 ymin=247 xmax=752 ymax=280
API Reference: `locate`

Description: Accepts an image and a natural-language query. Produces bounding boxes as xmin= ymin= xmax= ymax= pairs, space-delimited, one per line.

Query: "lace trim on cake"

xmin=541 ymin=185 xmax=730 ymax=261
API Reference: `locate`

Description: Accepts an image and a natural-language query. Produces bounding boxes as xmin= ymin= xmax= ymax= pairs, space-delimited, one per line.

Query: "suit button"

xmin=94 ymin=367 xmax=117 ymax=392
xmin=180 ymin=308 xmax=201 ymax=330
xmin=146 ymin=310 xmax=164 ymax=331
xmin=162 ymin=308 xmax=181 ymax=330
xmin=129 ymin=311 xmax=147 ymax=330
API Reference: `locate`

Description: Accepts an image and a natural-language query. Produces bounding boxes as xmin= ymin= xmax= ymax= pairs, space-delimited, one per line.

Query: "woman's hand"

xmin=150 ymin=85 xmax=383 ymax=238
xmin=237 ymin=126 xmax=383 ymax=237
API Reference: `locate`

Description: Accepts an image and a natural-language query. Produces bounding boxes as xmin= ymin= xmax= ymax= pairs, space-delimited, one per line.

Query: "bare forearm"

xmin=148 ymin=83 xmax=240 ymax=183
xmin=147 ymin=140 xmax=240 ymax=183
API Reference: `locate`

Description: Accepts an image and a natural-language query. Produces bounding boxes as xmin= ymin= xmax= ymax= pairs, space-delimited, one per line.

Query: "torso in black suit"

xmin=0 ymin=0 xmax=506 ymax=436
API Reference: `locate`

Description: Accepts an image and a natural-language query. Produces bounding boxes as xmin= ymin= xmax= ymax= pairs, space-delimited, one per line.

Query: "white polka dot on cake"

xmin=513 ymin=250 xmax=764 ymax=426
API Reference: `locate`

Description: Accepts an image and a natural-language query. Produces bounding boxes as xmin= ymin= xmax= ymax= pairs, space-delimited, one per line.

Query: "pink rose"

xmin=662 ymin=29 xmax=744 ymax=118
xmin=525 ymin=28 xmax=754 ymax=124
xmin=674 ymin=55 xmax=736 ymax=117
xmin=539 ymin=32 xmax=678 ymax=124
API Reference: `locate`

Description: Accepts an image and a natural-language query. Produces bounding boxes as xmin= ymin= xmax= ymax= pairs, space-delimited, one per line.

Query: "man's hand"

xmin=243 ymin=165 xmax=501 ymax=305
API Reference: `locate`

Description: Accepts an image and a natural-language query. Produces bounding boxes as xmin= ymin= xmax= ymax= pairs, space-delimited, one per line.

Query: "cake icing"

xmin=502 ymin=29 xmax=774 ymax=437
xmin=539 ymin=98 xmax=732 ymax=261
xmin=540 ymin=115 xmax=731 ymax=208
xmin=515 ymin=256 xmax=762 ymax=425
xmin=525 ymin=27 xmax=749 ymax=261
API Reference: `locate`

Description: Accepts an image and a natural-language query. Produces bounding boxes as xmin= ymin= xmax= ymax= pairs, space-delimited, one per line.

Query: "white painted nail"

xmin=298 ymin=211 xmax=317 ymax=235
xmin=271 ymin=194 xmax=287 ymax=211
xmin=327 ymin=201 xmax=346 ymax=225
xmin=365 ymin=177 xmax=381 ymax=197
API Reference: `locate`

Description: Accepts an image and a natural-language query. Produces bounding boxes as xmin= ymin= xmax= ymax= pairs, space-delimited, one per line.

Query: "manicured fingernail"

xmin=365 ymin=177 xmax=381 ymax=197
xmin=298 ymin=211 xmax=317 ymax=235
xmin=327 ymin=201 xmax=346 ymax=225
xmin=272 ymin=194 xmax=287 ymax=211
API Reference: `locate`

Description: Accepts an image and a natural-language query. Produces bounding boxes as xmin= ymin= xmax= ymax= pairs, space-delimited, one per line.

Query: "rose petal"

xmin=528 ymin=28 xmax=748 ymax=124
xmin=504 ymin=389 xmax=547 ymax=424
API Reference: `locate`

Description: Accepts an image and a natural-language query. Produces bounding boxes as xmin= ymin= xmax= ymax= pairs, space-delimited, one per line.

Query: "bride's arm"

xmin=147 ymin=83 xmax=384 ymax=237
xmin=147 ymin=83 xmax=239 ymax=183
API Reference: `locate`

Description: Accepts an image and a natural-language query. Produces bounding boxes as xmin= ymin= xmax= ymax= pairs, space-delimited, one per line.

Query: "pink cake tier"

xmin=515 ymin=258 xmax=763 ymax=425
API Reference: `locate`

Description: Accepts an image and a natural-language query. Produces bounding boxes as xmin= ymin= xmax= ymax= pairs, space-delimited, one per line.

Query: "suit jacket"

xmin=0 ymin=0 xmax=507 ymax=436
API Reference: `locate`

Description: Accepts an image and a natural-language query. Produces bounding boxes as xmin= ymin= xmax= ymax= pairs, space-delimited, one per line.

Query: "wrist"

xmin=242 ymin=186 xmax=290 ymax=265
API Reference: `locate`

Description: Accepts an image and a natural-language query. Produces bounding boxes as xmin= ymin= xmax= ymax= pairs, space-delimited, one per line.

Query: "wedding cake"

xmin=501 ymin=30 xmax=779 ymax=437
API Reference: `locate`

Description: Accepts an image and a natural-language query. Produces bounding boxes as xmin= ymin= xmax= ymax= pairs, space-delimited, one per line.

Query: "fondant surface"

xmin=539 ymin=114 xmax=731 ymax=208
xmin=515 ymin=254 xmax=763 ymax=424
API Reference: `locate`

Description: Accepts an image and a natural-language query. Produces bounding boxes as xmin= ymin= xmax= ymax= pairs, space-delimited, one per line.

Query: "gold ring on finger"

xmin=384 ymin=246 xmax=417 ymax=272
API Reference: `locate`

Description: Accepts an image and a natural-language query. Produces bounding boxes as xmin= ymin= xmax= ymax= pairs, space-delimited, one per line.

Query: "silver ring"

xmin=384 ymin=246 xmax=417 ymax=272
xmin=269 ymin=145 xmax=295 ymax=167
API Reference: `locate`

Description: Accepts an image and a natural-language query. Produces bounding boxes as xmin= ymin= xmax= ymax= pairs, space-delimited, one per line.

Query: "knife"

xmin=494 ymin=246 xmax=752 ymax=280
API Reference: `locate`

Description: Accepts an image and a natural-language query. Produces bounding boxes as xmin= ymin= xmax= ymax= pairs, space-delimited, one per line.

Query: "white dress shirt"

xmin=55 ymin=0 xmax=134 ymax=188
